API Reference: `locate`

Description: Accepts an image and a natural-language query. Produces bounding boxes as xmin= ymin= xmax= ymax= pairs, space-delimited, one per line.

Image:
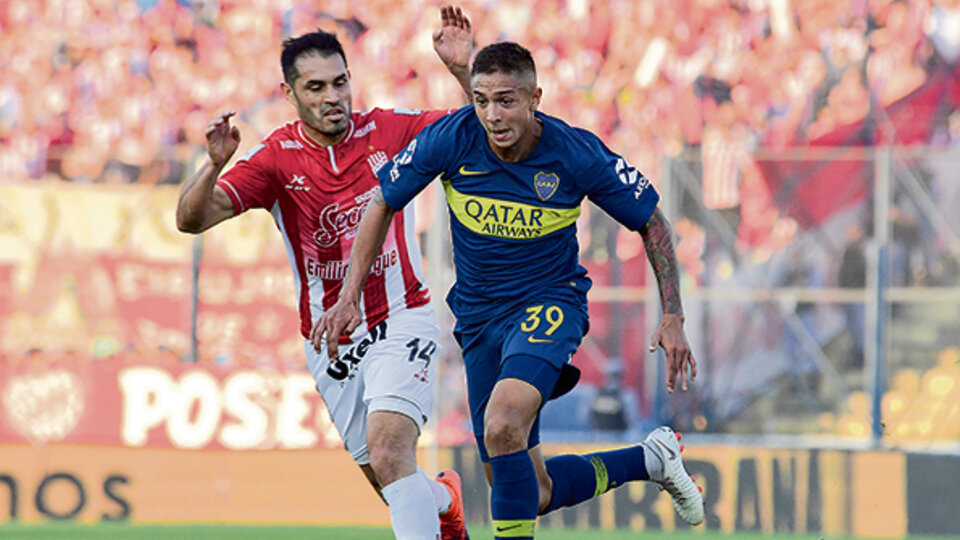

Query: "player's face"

xmin=472 ymin=71 xmax=542 ymax=160
xmin=282 ymin=53 xmax=352 ymax=144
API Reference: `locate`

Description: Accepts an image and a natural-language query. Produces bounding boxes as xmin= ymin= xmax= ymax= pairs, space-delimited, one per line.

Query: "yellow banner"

xmin=0 ymin=443 xmax=388 ymax=525
xmin=528 ymin=444 xmax=907 ymax=537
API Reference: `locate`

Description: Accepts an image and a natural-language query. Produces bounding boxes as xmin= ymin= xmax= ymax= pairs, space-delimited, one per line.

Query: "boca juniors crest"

xmin=533 ymin=171 xmax=559 ymax=201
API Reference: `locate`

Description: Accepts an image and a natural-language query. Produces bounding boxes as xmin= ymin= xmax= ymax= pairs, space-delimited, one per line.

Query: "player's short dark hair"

xmin=281 ymin=30 xmax=347 ymax=84
xmin=471 ymin=42 xmax=536 ymax=82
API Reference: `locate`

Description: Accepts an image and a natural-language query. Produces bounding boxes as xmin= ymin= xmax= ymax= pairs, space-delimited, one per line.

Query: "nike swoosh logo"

xmin=527 ymin=336 xmax=555 ymax=344
xmin=458 ymin=165 xmax=489 ymax=176
xmin=496 ymin=524 xmax=522 ymax=532
xmin=654 ymin=438 xmax=678 ymax=460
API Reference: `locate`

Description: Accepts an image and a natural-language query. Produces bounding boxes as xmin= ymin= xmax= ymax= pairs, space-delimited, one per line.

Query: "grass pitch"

xmin=2 ymin=523 xmax=950 ymax=540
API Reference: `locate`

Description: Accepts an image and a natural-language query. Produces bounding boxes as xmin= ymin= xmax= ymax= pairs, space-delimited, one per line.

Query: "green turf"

xmin=0 ymin=523 xmax=953 ymax=540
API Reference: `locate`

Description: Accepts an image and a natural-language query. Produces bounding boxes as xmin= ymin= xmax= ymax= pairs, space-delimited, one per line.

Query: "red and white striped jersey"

xmin=216 ymin=108 xmax=449 ymax=340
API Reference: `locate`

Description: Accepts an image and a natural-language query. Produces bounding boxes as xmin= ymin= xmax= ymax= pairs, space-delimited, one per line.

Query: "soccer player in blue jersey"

xmin=315 ymin=42 xmax=703 ymax=538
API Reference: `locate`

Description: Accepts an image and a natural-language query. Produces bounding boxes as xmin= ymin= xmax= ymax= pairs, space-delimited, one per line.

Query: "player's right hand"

xmin=206 ymin=110 xmax=241 ymax=167
xmin=310 ymin=296 xmax=363 ymax=359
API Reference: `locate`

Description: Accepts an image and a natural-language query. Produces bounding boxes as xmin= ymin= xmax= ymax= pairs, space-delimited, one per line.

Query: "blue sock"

xmin=490 ymin=450 xmax=538 ymax=539
xmin=544 ymin=445 xmax=648 ymax=513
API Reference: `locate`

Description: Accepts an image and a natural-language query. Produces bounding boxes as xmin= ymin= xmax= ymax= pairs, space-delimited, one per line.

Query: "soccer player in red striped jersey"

xmin=176 ymin=7 xmax=473 ymax=539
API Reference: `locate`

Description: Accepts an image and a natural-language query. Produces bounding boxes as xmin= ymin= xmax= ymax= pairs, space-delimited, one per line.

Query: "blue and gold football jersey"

xmin=377 ymin=106 xmax=660 ymax=325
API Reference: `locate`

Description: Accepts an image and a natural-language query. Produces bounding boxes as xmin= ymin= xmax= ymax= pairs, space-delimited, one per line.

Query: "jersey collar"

xmin=296 ymin=118 xmax=356 ymax=149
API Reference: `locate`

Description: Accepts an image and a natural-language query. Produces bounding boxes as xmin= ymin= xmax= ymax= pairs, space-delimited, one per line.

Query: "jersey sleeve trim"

xmin=216 ymin=178 xmax=245 ymax=214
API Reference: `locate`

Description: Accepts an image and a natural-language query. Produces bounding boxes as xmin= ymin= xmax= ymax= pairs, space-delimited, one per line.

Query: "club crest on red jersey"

xmin=368 ymin=151 xmax=389 ymax=174
xmin=533 ymin=171 xmax=559 ymax=201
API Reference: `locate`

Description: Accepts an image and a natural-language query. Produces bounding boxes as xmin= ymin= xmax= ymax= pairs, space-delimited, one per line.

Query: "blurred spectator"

xmin=0 ymin=0 xmax=950 ymax=192
xmin=837 ymin=223 xmax=867 ymax=367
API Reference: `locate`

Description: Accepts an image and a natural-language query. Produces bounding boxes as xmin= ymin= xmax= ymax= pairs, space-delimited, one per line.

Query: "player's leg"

xmin=467 ymin=296 xmax=589 ymax=539
xmin=362 ymin=305 xmax=466 ymax=540
xmin=364 ymin=412 xmax=463 ymax=539
xmin=367 ymin=409 xmax=419 ymax=485
xmin=483 ymin=377 xmax=542 ymax=540
xmin=533 ymin=426 xmax=703 ymax=525
xmin=366 ymin=408 xmax=442 ymax=540
xmin=304 ymin=339 xmax=383 ymax=497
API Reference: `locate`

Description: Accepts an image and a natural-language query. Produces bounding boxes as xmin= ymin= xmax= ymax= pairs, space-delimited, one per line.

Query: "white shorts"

xmin=305 ymin=304 xmax=440 ymax=465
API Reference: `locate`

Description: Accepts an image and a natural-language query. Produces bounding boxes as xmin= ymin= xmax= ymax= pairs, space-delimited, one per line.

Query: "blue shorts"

xmin=454 ymin=292 xmax=588 ymax=462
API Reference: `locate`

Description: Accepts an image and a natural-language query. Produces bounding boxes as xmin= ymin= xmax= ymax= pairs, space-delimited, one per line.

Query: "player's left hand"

xmin=649 ymin=313 xmax=697 ymax=394
xmin=433 ymin=5 xmax=472 ymax=72
xmin=310 ymin=296 xmax=363 ymax=359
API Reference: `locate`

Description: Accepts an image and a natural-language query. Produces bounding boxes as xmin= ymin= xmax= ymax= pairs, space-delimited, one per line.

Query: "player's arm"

xmin=314 ymin=120 xmax=453 ymax=355
xmin=581 ymin=139 xmax=697 ymax=394
xmin=176 ymin=111 xmax=241 ymax=233
xmin=433 ymin=4 xmax=473 ymax=98
xmin=639 ymin=207 xmax=697 ymax=394
xmin=310 ymin=189 xmax=397 ymax=359
xmin=310 ymin=188 xmax=396 ymax=357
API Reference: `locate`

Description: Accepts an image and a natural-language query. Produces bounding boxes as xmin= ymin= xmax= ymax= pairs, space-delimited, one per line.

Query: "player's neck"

xmin=489 ymin=118 xmax=542 ymax=163
xmin=300 ymin=120 xmax=349 ymax=147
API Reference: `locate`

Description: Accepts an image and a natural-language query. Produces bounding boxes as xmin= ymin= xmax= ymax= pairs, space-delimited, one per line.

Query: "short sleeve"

xmin=578 ymin=133 xmax=660 ymax=231
xmin=377 ymin=117 xmax=458 ymax=211
xmin=216 ymin=143 xmax=279 ymax=214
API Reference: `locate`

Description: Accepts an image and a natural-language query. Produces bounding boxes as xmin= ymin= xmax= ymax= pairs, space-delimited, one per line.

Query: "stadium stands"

xmin=2 ymin=0 xmax=958 ymax=443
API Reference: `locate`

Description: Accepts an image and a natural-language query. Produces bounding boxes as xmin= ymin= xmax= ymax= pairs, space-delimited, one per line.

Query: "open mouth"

xmin=491 ymin=128 xmax=510 ymax=141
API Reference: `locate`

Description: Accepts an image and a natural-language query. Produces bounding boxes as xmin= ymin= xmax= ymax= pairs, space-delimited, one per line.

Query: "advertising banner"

xmin=451 ymin=444 xmax=958 ymax=538
xmin=0 ymin=361 xmax=340 ymax=451
xmin=0 ymin=443 xmax=388 ymax=525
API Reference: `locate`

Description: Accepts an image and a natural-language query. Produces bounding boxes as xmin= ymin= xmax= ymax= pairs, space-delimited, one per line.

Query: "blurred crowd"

xmin=834 ymin=346 xmax=960 ymax=442
xmin=3 ymin=0 xmax=960 ymax=442
xmin=2 ymin=0 xmax=959 ymax=188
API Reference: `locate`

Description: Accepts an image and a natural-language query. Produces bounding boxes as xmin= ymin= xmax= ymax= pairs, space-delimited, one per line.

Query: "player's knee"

xmin=483 ymin=414 xmax=527 ymax=456
xmin=367 ymin=441 xmax=414 ymax=486
xmin=367 ymin=431 xmax=417 ymax=486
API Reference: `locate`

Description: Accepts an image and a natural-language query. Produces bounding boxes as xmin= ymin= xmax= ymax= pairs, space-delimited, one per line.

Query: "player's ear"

xmin=281 ymin=81 xmax=296 ymax=105
xmin=530 ymin=87 xmax=542 ymax=111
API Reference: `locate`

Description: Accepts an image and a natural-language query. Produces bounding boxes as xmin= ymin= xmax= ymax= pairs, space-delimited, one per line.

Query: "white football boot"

xmin=642 ymin=426 xmax=704 ymax=525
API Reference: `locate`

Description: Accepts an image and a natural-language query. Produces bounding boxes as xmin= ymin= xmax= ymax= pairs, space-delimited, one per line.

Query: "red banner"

xmin=0 ymin=360 xmax=342 ymax=451
xmin=0 ymin=182 xmax=303 ymax=361
xmin=97 ymin=255 xmax=303 ymax=361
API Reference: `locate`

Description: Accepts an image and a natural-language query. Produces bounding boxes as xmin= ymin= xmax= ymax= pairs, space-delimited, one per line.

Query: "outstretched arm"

xmin=310 ymin=189 xmax=397 ymax=357
xmin=433 ymin=4 xmax=473 ymax=98
xmin=176 ymin=111 xmax=240 ymax=233
xmin=639 ymin=207 xmax=697 ymax=393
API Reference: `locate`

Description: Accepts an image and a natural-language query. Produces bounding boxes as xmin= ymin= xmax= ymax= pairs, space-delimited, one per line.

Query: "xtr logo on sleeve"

xmin=442 ymin=181 xmax=580 ymax=240
xmin=615 ymin=157 xmax=650 ymax=199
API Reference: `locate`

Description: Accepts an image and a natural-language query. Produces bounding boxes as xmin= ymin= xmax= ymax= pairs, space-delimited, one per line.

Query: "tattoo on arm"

xmin=640 ymin=208 xmax=684 ymax=318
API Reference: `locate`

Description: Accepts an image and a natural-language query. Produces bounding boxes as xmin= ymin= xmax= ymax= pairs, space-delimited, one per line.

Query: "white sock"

xmin=381 ymin=470 xmax=441 ymax=540
xmin=422 ymin=467 xmax=452 ymax=514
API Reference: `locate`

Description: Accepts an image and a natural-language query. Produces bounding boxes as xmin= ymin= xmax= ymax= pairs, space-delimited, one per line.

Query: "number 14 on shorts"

xmin=405 ymin=338 xmax=436 ymax=383
xmin=520 ymin=304 xmax=564 ymax=344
